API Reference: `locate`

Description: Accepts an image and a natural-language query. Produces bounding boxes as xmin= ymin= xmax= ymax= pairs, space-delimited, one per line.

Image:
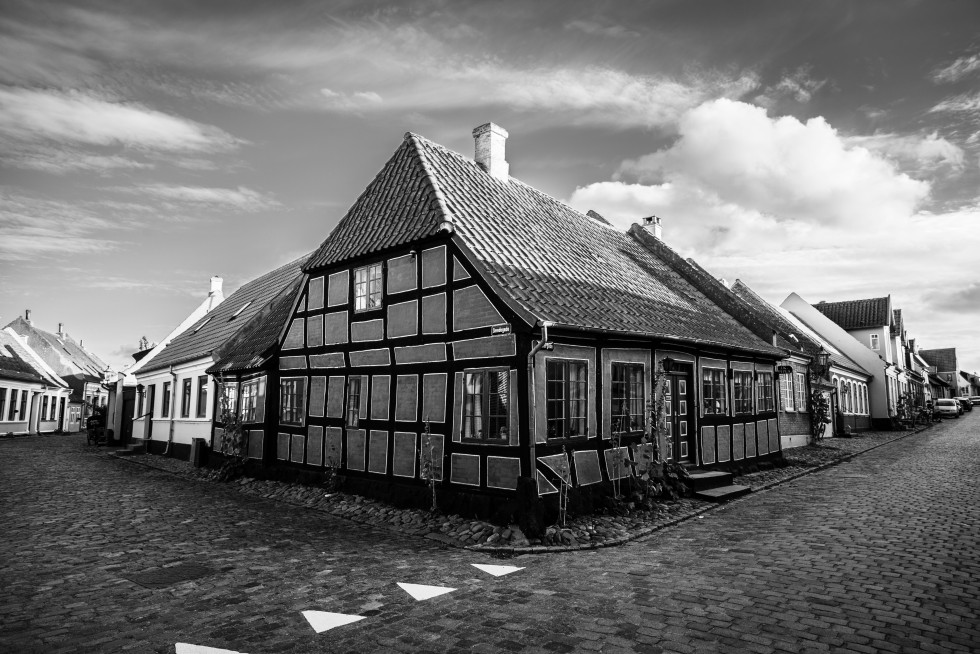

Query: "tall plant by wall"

xmin=213 ymin=373 xmax=246 ymax=482
xmin=809 ymin=390 xmax=831 ymax=443
xmin=419 ymin=421 xmax=439 ymax=512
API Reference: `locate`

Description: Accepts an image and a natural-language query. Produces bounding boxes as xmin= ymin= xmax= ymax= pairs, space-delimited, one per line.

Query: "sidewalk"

xmin=109 ymin=425 xmax=932 ymax=554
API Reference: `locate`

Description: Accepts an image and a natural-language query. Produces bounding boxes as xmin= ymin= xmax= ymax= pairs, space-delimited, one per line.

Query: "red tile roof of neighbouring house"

xmin=812 ymin=296 xmax=892 ymax=330
xmin=304 ymin=132 xmax=782 ymax=356
xmin=919 ymin=348 xmax=957 ymax=372
xmin=206 ymin=273 xmax=306 ymax=375
xmin=141 ymin=254 xmax=310 ymax=374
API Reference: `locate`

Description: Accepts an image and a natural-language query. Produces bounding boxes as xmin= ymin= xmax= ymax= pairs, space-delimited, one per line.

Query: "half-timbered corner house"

xmin=273 ymin=122 xmax=785 ymax=511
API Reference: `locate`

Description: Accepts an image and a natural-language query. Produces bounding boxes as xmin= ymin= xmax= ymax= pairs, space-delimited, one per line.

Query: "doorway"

xmin=664 ymin=363 xmax=696 ymax=464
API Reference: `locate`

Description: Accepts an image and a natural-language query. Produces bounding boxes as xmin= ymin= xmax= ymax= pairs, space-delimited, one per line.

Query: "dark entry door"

xmin=664 ymin=364 xmax=695 ymax=464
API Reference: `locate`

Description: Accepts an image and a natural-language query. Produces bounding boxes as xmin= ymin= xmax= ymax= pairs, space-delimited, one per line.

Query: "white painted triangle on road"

xmin=302 ymin=610 xmax=366 ymax=633
xmin=397 ymin=582 xmax=456 ymax=601
xmin=176 ymin=644 xmax=247 ymax=654
xmin=471 ymin=563 xmax=524 ymax=577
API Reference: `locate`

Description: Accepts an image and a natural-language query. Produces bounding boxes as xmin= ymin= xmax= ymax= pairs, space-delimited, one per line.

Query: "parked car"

xmin=935 ymin=399 xmax=960 ymax=418
xmin=970 ymin=396 xmax=980 ymax=406
xmin=954 ymin=397 xmax=972 ymax=412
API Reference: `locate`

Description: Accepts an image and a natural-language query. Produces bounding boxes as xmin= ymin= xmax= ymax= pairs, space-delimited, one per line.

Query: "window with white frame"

xmin=870 ymin=334 xmax=879 ymax=350
xmin=161 ymin=382 xmax=171 ymax=418
xmin=196 ymin=375 xmax=208 ymax=418
xmin=794 ymin=372 xmax=807 ymax=412
xmin=780 ymin=374 xmax=794 ymax=411
xmin=702 ymin=367 xmax=727 ymax=415
xmin=180 ymin=378 xmax=192 ymax=418
xmin=733 ymin=370 xmax=754 ymax=414
xmin=354 ymin=263 xmax=383 ymax=312
xmin=756 ymin=371 xmax=775 ymax=412
xmin=279 ymin=377 xmax=306 ymax=426
xmin=611 ymin=362 xmax=645 ymax=434
xmin=220 ymin=382 xmax=238 ymax=417
xmin=463 ymin=368 xmax=510 ymax=441
xmin=0 ymin=387 xmax=7 ymax=421
xmin=239 ymin=378 xmax=265 ymax=423
xmin=546 ymin=359 xmax=588 ymax=438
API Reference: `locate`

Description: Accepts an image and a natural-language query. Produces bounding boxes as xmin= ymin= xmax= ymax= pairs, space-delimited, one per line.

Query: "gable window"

xmin=196 ymin=375 xmax=208 ymax=418
xmin=756 ymin=372 xmax=774 ymax=412
xmin=162 ymin=382 xmax=171 ymax=418
xmin=611 ymin=362 xmax=644 ymax=434
xmin=354 ymin=263 xmax=383 ymax=312
xmin=279 ymin=377 xmax=306 ymax=426
xmin=733 ymin=371 xmax=754 ymax=414
xmin=779 ymin=374 xmax=794 ymax=411
xmin=870 ymin=334 xmax=879 ymax=350
xmin=702 ymin=367 xmax=727 ymax=415
xmin=546 ymin=359 xmax=588 ymax=438
xmin=346 ymin=376 xmax=362 ymax=427
xmin=463 ymin=368 xmax=510 ymax=441
xmin=181 ymin=378 xmax=192 ymax=418
xmin=794 ymin=372 xmax=807 ymax=412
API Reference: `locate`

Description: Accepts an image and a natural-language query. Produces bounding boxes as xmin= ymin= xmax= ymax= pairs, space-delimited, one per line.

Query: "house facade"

xmin=919 ymin=348 xmax=965 ymax=398
xmin=261 ymin=124 xmax=785 ymax=508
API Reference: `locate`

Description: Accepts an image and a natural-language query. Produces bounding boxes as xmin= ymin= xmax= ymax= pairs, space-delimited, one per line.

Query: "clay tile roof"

xmin=813 ymin=296 xmax=891 ymax=330
xmin=919 ymin=348 xmax=956 ymax=372
xmin=206 ymin=274 xmax=306 ymax=375
xmin=305 ymin=131 xmax=780 ymax=355
xmin=0 ymin=331 xmax=47 ymax=384
xmin=142 ymin=254 xmax=310 ymax=373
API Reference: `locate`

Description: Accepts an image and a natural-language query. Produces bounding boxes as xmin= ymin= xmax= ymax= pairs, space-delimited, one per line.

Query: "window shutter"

xmin=452 ymin=372 xmax=463 ymax=443
xmin=359 ymin=374 xmax=369 ymax=419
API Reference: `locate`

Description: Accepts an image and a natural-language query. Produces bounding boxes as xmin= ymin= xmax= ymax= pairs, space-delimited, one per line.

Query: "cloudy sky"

xmin=2 ymin=0 xmax=979 ymax=375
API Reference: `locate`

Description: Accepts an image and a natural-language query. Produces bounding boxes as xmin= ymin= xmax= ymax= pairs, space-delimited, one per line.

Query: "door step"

xmin=685 ymin=470 xmax=733 ymax=491
xmin=114 ymin=440 xmax=147 ymax=457
xmin=694 ymin=484 xmax=752 ymax=503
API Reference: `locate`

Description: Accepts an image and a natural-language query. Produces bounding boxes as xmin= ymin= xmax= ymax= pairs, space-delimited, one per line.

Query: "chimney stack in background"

xmin=472 ymin=123 xmax=509 ymax=180
xmin=642 ymin=215 xmax=663 ymax=240
xmin=58 ymin=322 xmax=65 ymax=336
xmin=210 ymin=276 xmax=223 ymax=296
xmin=25 ymin=309 xmax=31 ymax=323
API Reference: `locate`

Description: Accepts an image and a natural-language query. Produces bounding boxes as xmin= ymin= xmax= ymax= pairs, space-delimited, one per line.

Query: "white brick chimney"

xmin=210 ymin=276 xmax=223 ymax=296
xmin=472 ymin=122 xmax=509 ymax=180
xmin=642 ymin=215 xmax=662 ymax=240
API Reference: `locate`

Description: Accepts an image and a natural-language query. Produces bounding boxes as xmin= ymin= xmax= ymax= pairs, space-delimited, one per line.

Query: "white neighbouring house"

xmin=0 ymin=327 xmax=73 ymax=435
xmin=133 ymin=260 xmax=306 ymax=459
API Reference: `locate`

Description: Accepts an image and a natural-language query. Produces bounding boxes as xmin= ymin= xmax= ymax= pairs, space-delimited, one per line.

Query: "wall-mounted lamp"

xmin=661 ymin=356 xmax=675 ymax=373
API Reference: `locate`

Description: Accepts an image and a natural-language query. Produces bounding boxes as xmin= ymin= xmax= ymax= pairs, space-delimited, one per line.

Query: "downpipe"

xmin=163 ymin=365 xmax=177 ymax=456
xmin=526 ymin=321 xmax=553 ymax=475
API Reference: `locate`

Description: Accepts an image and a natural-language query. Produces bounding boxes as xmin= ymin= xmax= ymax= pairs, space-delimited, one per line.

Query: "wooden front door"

xmin=664 ymin=364 xmax=695 ymax=464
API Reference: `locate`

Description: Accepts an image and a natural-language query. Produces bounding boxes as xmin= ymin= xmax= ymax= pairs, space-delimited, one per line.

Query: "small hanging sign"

xmin=491 ymin=324 xmax=511 ymax=335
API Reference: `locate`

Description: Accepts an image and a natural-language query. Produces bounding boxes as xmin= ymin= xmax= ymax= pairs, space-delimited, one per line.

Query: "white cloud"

xmin=109 ymin=183 xmax=279 ymax=212
xmin=755 ymin=66 xmax=827 ymax=108
xmin=0 ymin=87 xmax=242 ymax=152
xmin=320 ymin=88 xmax=384 ymax=111
xmin=563 ymin=19 xmax=639 ymax=38
xmin=0 ymin=142 xmax=154 ymax=174
xmin=844 ymin=132 xmax=965 ymax=173
xmin=932 ymin=52 xmax=980 ymax=84
xmin=0 ymin=192 xmax=118 ymax=260
xmin=929 ymin=91 xmax=980 ymax=114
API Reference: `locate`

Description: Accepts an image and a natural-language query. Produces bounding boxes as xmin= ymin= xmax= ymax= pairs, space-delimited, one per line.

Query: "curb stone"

xmin=109 ymin=425 xmax=932 ymax=555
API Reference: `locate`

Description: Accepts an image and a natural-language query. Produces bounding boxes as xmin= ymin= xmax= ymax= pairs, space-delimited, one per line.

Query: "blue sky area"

xmin=2 ymin=0 xmax=979 ymax=374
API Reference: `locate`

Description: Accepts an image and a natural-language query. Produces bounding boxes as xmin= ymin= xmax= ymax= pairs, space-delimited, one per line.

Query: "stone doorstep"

xmin=694 ymin=484 xmax=752 ymax=503
xmin=685 ymin=470 xmax=734 ymax=491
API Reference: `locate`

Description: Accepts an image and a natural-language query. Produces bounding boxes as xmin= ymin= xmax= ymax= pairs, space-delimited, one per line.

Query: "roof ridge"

xmin=404 ymin=133 xmax=454 ymax=227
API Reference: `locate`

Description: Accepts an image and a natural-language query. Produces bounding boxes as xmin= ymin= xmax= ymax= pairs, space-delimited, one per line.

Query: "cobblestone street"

xmin=2 ymin=415 xmax=979 ymax=654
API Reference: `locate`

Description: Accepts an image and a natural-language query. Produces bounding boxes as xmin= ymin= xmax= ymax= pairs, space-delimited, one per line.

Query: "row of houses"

xmin=111 ymin=123 xmax=978 ymax=509
xmin=0 ymin=313 xmax=111 ymax=436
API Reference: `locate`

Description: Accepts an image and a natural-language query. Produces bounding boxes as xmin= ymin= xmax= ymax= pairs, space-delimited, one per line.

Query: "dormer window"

xmin=354 ymin=263 xmax=383 ymax=312
xmin=230 ymin=302 xmax=251 ymax=320
xmin=870 ymin=334 xmax=879 ymax=350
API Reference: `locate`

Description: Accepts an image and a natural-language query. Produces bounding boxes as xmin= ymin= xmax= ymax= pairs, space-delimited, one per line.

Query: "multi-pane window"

xmin=611 ymin=363 xmax=644 ymax=434
xmin=794 ymin=372 xmax=807 ymax=412
xmin=162 ymin=382 xmax=171 ymax=417
xmin=196 ymin=375 xmax=208 ymax=418
xmin=280 ymin=378 xmax=306 ymax=426
xmin=733 ymin=371 xmax=754 ymax=414
xmin=7 ymin=389 xmax=16 ymax=420
xmin=0 ymin=388 xmax=7 ymax=421
xmin=870 ymin=334 xmax=879 ymax=350
xmin=756 ymin=372 xmax=775 ymax=412
xmin=346 ymin=376 xmax=362 ymax=427
xmin=221 ymin=382 xmax=238 ymax=417
xmin=702 ymin=368 xmax=727 ymax=415
xmin=546 ymin=359 xmax=588 ymax=438
xmin=240 ymin=379 xmax=264 ymax=423
xmin=463 ymin=368 xmax=510 ymax=440
xmin=19 ymin=391 xmax=27 ymax=420
xmin=779 ymin=375 xmax=794 ymax=411
xmin=42 ymin=397 xmax=49 ymax=421
xmin=354 ymin=263 xmax=383 ymax=312
xmin=181 ymin=378 xmax=192 ymax=418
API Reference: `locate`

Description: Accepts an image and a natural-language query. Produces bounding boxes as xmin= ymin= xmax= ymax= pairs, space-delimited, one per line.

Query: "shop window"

xmin=756 ymin=371 xmax=774 ymax=412
xmin=733 ymin=370 xmax=754 ymax=414
xmin=611 ymin=362 xmax=644 ymax=434
xmin=354 ymin=263 xmax=382 ymax=312
xmin=463 ymin=368 xmax=509 ymax=441
xmin=546 ymin=359 xmax=588 ymax=438
xmin=279 ymin=378 xmax=306 ymax=426
xmin=702 ymin=367 xmax=727 ymax=415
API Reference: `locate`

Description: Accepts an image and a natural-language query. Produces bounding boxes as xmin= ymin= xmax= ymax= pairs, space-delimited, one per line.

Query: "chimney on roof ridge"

xmin=25 ymin=309 xmax=31 ymax=323
xmin=472 ymin=122 xmax=509 ymax=181
xmin=642 ymin=215 xmax=662 ymax=240
xmin=210 ymin=276 xmax=223 ymax=296
xmin=58 ymin=322 xmax=65 ymax=336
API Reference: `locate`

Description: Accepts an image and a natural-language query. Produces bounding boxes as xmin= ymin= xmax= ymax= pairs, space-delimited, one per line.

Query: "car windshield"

xmin=937 ymin=400 xmax=954 ymax=405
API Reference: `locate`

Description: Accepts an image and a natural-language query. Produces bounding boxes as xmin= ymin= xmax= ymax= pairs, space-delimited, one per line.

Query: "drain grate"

xmin=125 ymin=563 xmax=217 ymax=589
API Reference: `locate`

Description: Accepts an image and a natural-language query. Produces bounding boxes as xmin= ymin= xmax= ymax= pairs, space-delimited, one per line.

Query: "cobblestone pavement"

xmin=2 ymin=414 xmax=979 ymax=654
